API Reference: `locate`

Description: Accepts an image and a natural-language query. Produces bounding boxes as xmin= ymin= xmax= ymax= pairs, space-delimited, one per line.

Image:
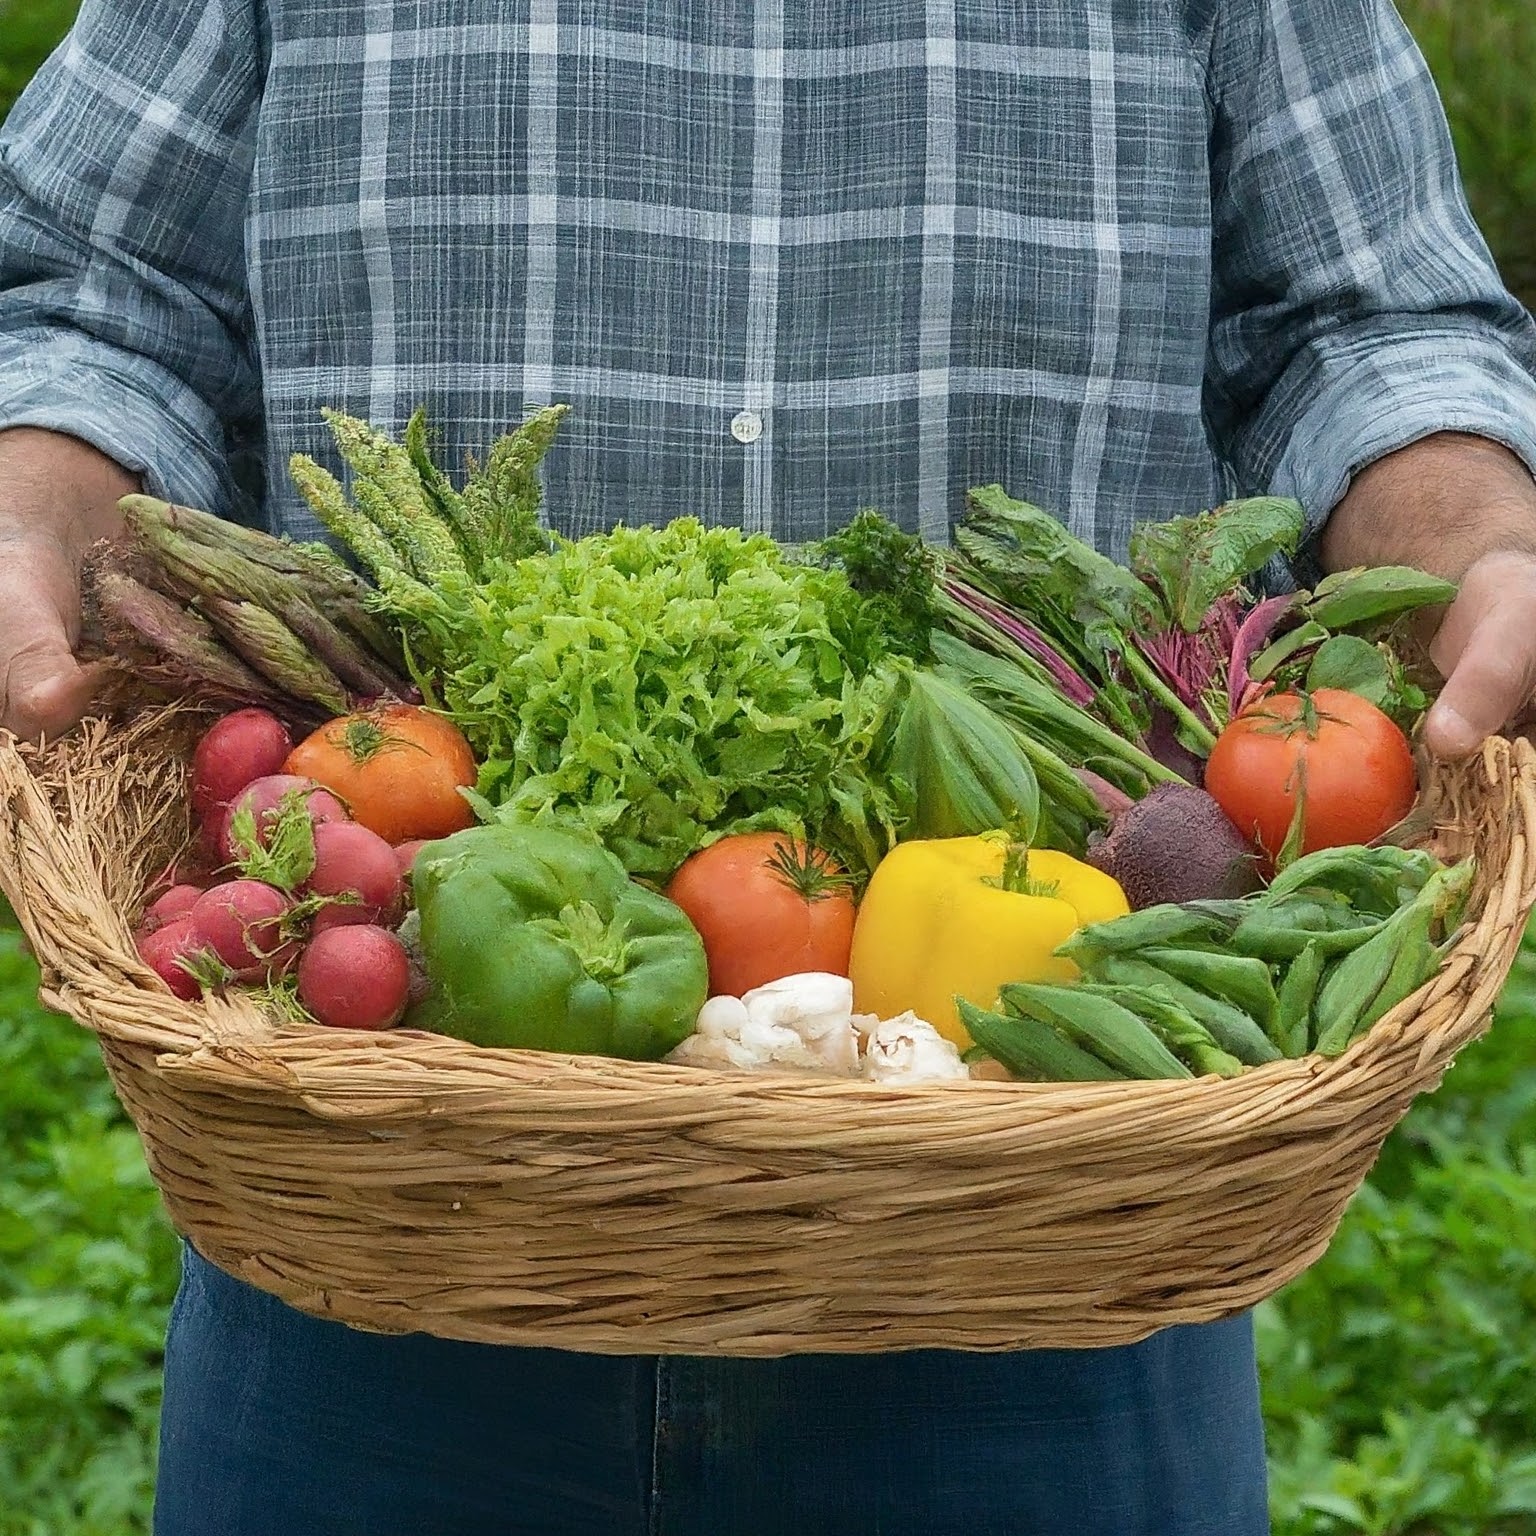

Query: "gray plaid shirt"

xmin=3 ymin=0 xmax=1536 ymax=558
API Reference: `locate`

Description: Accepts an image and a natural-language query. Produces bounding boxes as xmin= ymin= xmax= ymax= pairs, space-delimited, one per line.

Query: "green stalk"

xmin=933 ymin=633 xmax=1186 ymax=790
xmin=1117 ymin=643 xmax=1219 ymax=755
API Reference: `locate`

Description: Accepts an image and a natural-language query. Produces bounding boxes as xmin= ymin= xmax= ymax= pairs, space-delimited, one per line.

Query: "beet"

xmin=1085 ymin=784 xmax=1262 ymax=910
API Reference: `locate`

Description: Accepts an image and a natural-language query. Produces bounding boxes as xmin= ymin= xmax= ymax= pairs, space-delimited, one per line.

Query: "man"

xmin=3 ymin=1 xmax=1535 ymax=1532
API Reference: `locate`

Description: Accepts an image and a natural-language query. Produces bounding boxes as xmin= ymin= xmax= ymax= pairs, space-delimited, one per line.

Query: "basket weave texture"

xmin=2 ymin=708 xmax=1534 ymax=1357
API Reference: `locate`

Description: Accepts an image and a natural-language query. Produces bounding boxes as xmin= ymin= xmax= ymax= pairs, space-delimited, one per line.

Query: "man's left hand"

xmin=1320 ymin=432 xmax=1536 ymax=760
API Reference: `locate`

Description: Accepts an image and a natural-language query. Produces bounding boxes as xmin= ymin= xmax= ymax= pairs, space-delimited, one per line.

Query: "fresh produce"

xmin=83 ymin=494 xmax=413 ymax=723
xmin=848 ymin=836 xmax=1130 ymax=1048
xmin=374 ymin=515 xmax=916 ymax=880
xmin=666 ymin=974 xmax=968 ymax=1083
xmin=672 ymin=974 xmax=862 ymax=1075
xmin=189 ymin=708 xmax=293 ymax=817
xmin=296 ymin=925 xmax=412 ymax=1030
xmin=138 ymin=884 xmax=203 ymax=934
xmin=304 ymin=822 xmax=405 ymax=931
xmin=136 ymin=915 xmax=209 ymax=1001
xmin=185 ymin=881 xmax=294 ymax=982
xmin=406 ymin=822 xmax=709 ymax=1058
xmin=883 ymin=666 xmax=1041 ymax=842
xmin=664 ymin=833 xmax=857 ymax=998
xmin=282 ymin=703 xmax=477 ymax=844
xmin=1205 ymin=688 xmax=1418 ymax=859
xmin=114 ymin=408 xmax=1472 ymax=1084
xmin=945 ymin=488 xmax=1453 ymax=760
xmin=965 ymin=845 xmax=1474 ymax=1081
xmin=393 ymin=840 xmax=427 ymax=876
xmin=1084 ymin=784 xmax=1261 ymax=909
xmin=220 ymin=774 xmax=349 ymax=863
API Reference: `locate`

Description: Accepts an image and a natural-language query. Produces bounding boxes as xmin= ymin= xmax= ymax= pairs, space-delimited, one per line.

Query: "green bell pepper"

xmin=406 ymin=822 xmax=708 ymax=1059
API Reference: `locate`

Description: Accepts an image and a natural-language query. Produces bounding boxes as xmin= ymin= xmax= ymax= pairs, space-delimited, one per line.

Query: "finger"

xmin=1423 ymin=603 xmax=1536 ymax=759
xmin=0 ymin=585 xmax=101 ymax=740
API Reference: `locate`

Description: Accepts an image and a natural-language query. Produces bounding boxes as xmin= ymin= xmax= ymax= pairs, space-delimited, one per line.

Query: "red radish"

xmin=393 ymin=839 xmax=428 ymax=877
xmin=297 ymin=925 xmax=412 ymax=1030
xmin=191 ymin=710 xmax=294 ymax=818
xmin=218 ymin=774 xmax=349 ymax=863
xmin=137 ymin=914 xmax=216 ymax=1001
xmin=305 ymin=821 xmax=404 ymax=931
xmin=141 ymin=884 xmax=203 ymax=934
xmin=187 ymin=880 xmax=294 ymax=980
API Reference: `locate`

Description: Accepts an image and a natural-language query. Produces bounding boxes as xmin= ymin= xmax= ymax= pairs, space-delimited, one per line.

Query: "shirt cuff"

xmin=1266 ymin=328 xmax=1536 ymax=590
xmin=0 ymin=329 xmax=233 ymax=515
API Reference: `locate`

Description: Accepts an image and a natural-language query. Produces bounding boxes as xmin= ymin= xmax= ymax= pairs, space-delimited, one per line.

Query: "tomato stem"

xmin=767 ymin=839 xmax=854 ymax=903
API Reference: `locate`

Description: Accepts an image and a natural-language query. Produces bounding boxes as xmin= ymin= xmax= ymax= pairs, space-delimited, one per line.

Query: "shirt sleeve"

xmin=1204 ymin=0 xmax=1536 ymax=574
xmin=0 ymin=0 xmax=263 ymax=517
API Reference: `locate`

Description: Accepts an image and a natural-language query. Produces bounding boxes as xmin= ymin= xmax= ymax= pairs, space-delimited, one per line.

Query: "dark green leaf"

xmin=1248 ymin=620 xmax=1330 ymax=682
xmin=1128 ymin=496 xmax=1306 ymax=633
xmin=1303 ymin=566 xmax=1458 ymax=632
xmin=1306 ymin=634 xmax=1393 ymax=705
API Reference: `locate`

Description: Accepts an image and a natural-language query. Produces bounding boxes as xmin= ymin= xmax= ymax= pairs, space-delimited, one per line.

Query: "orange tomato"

xmin=665 ymin=832 xmax=857 ymax=998
xmin=283 ymin=704 xmax=478 ymax=845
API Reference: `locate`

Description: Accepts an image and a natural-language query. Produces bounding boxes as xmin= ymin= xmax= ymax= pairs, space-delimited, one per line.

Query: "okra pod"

xmin=1274 ymin=941 xmax=1325 ymax=1055
xmin=1000 ymin=984 xmax=1194 ymax=1080
xmin=1057 ymin=902 xmax=1242 ymax=965
xmin=1228 ymin=899 xmax=1381 ymax=962
xmin=956 ymin=999 xmax=1124 ymax=1083
xmin=1142 ymin=948 xmax=1279 ymax=1037
xmin=1091 ymin=957 xmax=1281 ymax=1066
xmin=1083 ymin=986 xmax=1246 ymax=1079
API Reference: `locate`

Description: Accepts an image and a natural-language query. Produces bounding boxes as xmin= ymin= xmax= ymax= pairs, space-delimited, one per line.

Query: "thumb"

xmin=1423 ymin=595 xmax=1536 ymax=760
xmin=0 ymin=561 xmax=104 ymax=741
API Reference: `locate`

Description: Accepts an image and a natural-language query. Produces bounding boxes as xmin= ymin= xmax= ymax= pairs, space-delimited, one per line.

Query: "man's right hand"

xmin=0 ymin=429 xmax=137 ymax=740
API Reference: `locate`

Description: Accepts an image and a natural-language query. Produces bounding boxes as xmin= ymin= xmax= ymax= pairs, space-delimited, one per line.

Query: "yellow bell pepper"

xmin=848 ymin=837 xmax=1130 ymax=1048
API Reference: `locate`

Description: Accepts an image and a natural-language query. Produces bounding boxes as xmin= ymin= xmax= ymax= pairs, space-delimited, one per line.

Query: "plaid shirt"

xmin=2 ymin=0 xmax=1535 ymax=560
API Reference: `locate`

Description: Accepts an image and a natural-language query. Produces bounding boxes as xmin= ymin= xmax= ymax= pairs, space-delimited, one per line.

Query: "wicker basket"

xmin=2 ymin=707 xmax=1534 ymax=1357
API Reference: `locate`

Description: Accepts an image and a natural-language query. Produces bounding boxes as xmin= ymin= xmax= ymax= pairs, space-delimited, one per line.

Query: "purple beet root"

xmin=1085 ymin=784 xmax=1262 ymax=910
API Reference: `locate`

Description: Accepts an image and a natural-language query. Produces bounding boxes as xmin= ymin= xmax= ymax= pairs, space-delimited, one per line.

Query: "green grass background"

xmin=3 ymin=1 xmax=1536 ymax=1531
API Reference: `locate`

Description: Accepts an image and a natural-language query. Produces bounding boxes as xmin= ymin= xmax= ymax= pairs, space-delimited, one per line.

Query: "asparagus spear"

xmin=88 ymin=566 xmax=296 ymax=713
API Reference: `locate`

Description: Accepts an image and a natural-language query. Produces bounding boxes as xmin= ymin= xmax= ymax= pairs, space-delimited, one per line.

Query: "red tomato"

xmin=1205 ymin=688 xmax=1417 ymax=859
xmin=664 ymin=832 xmax=857 ymax=998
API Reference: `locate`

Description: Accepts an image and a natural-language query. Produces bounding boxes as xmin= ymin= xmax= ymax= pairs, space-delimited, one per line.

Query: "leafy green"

xmin=1302 ymin=566 xmax=1458 ymax=633
xmin=402 ymin=518 xmax=905 ymax=879
xmin=811 ymin=510 xmax=941 ymax=662
xmin=1129 ymin=497 xmax=1306 ymax=634
xmin=884 ymin=666 xmax=1040 ymax=842
xmin=955 ymin=486 xmax=1158 ymax=717
xmin=1305 ymin=635 xmax=1392 ymax=705
xmin=226 ymin=789 xmax=318 ymax=891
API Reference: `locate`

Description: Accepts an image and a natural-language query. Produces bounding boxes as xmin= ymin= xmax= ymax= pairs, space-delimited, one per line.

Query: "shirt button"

xmin=730 ymin=410 xmax=763 ymax=444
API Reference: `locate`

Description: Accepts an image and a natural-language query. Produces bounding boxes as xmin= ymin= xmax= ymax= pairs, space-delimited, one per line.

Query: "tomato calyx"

xmin=766 ymin=839 xmax=855 ymax=904
xmin=1243 ymin=690 xmax=1343 ymax=742
xmin=338 ymin=715 xmax=426 ymax=766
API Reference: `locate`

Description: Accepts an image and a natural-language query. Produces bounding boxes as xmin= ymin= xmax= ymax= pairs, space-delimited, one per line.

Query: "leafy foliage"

xmin=0 ymin=926 xmax=177 ymax=1536
xmin=0 ymin=0 xmax=78 ymax=121
xmin=1260 ymin=932 xmax=1536 ymax=1534
xmin=1400 ymin=0 xmax=1536 ymax=307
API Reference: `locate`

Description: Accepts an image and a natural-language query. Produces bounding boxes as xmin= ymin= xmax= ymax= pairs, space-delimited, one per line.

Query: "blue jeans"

xmin=154 ymin=1245 xmax=1268 ymax=1535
